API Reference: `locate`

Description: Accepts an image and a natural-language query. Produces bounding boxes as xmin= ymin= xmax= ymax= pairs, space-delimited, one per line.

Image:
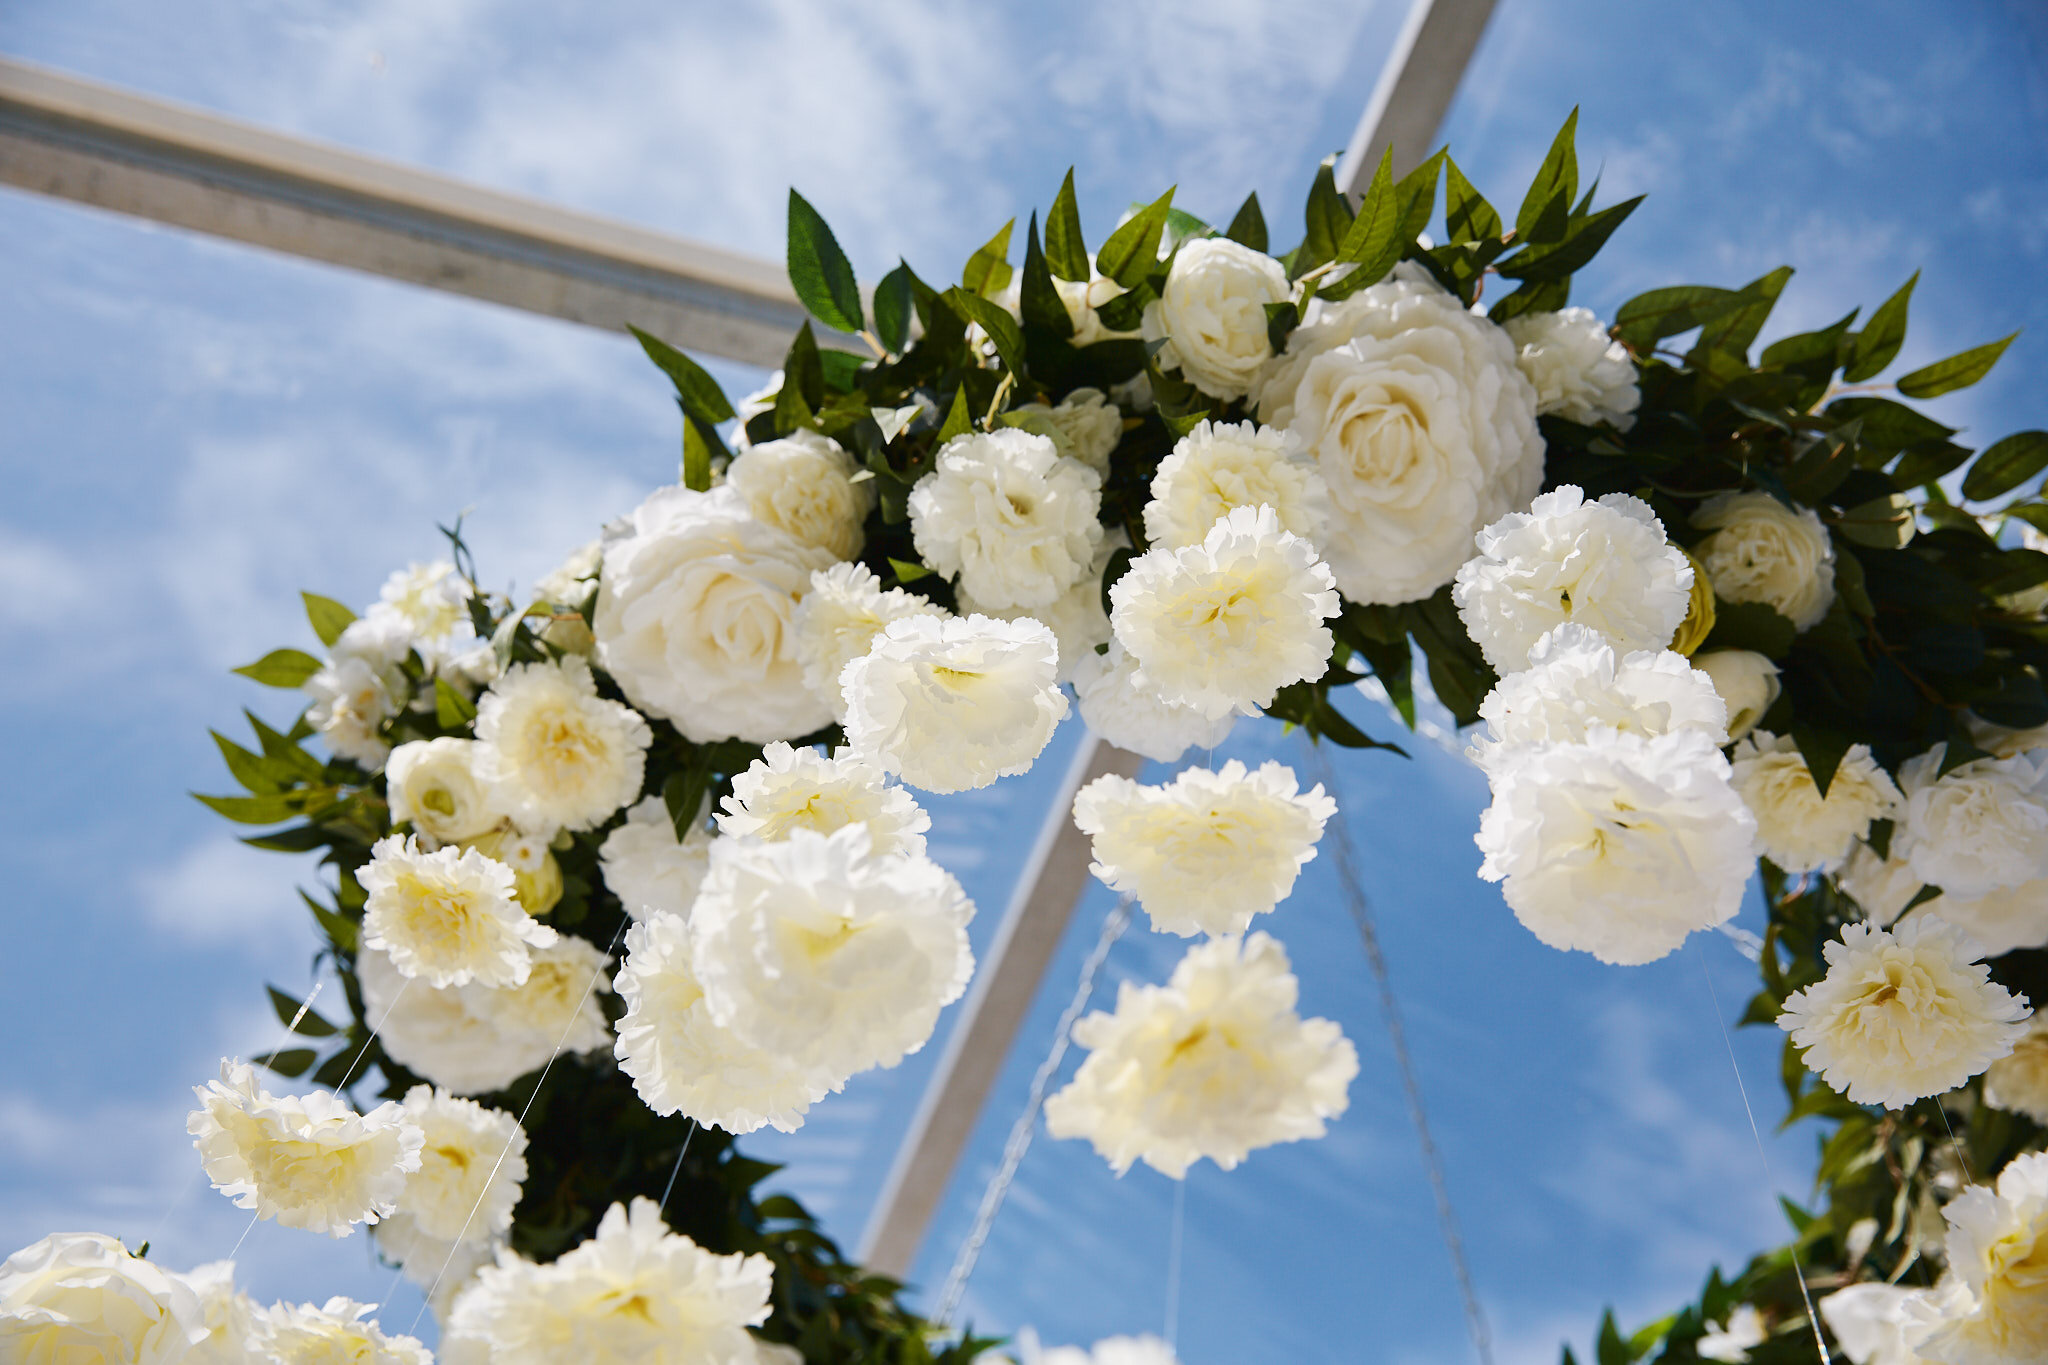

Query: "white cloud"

xmin=136 ymin=837 xmax=312 ymax=944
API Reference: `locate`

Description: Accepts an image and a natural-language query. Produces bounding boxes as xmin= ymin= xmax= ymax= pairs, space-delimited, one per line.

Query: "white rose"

xmin=304 ymin=655 xmax=398 ymax=768
xmin=1141 ymin=238 xmax=1291 ymax=401
xmin=1259 ymin=274 xmax=1543 ymax=605
xmin=0 ymin=1232 xmax=206 ymax=1365
xmin=1500 ymin=307 xmax=1640 ymax=429
xmin=725 ymin=429 xmax=873 ymax=561
xmin=1730 ymin=730 xmax=1901 ymax=875
xmin=1691 ymin=490 xmax=1837 ymax=631
xmin=1693 ymin=650 xmax=1781 ymax=741
xmin=1896 ymin=744 xmax=2048 ymax=896
xmin=386 ymin=738 xmax=502 ymax=845
xmin=595 ymin=485 xmax=836 ymax=744
xmin=909 ymin=428 xmax=1103 ymax=610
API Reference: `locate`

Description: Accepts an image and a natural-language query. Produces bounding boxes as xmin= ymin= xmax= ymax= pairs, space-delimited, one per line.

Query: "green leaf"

xmin=1300 ymin=160 xmax=1352 ymax=270
xmin=433 ymin=677 xmax=477 ymax=728
xmin=1223 ymin=191 xmax=1267 ymax=253
xmin=254 ymin=1047 xmax=316 ymax=1079
xmin=1393 ymin=151 xmax=1445 ymax=243
xmin=1962 ymin=430 xmax=2048 ymax=502
xmin=242 ymin=824 xmax=330 ymax=853
xmin=232 ymin=648 xmax=323 ymax=689
xmin=1897 ymin=332 xmax=2019 ymax=399
xmin=1704 ymin=600 xmax=1797 ymax=659
xmin=301 ymin=593 xmax=354 ymax=648
xmin=1515 ymin=108 xmax=1579 ymax=241
xmin=1494 ymin=195 xmax=1643 ymax=282
xmin=662 ymin=762 xmax=710 ymax=842
xmin=945 ymin=287 xmax=1027 ymax=377
xmin=1835 ymin=493 xmax=1917 ymax=548
xmin=1336 ymin=148 xmax=1403 ymax=286
xmin=1045 ymin=169 xmax=1090 ymax=281
xmin=194 ymin=791 xmax=300 ymax=825
xmin=1594 ymin=1309 xmax=1627 ymax=1365
xmin=211 ymin=731 xmax=282 ymax=795
xmin=1018 ymin=213 xmax=1072 ymax=337
xmin=887 ymin=557 xmax=933 ymax=584
xmin=1486 ymin=276 xmax=1569 ymax=323
xmin=873 ymin=262 xmax=916 ymax=354
xmin=627 ymin=326 xmax=735 ymax=421
xmin=1097 ymin=187 xmax=1176 ymax=287
xmin=785 ymin=189 xmax=863 ymax=333
xmin=268 ymin=985 xmax=339 ymax=1038
xmin=1099 ymin=545 xmax=1137 ymax=621
xmin=1693 ymin=266 xmax=1793 ymax=359
xmin=1791 ymin=724 xmax=1854 ymax=798
xmin=1843 ymin=271 xmax=1917 ymax=382
xmin=302 ymin=890 xmax=357 ymax=952
xmin=960 ymin=219 xmax=1015 ymax=298
xmin=681 ymin=412 xmax=723 ymax=492
xmin=1611 ymin=285 xmax=1742 ymax=351
xmin=1443 ymin=155 xmax=1501 ymax=245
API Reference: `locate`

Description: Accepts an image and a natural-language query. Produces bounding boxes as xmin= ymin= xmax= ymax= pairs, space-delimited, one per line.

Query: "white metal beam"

xmin=0 ymin=56 xmax=809 ymax=368
xmin=1336 ymin=0 xmax=1500 ymax=192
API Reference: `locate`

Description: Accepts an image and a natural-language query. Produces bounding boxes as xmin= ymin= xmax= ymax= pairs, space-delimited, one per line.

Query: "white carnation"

xmin=1693 ymin=649 xmax=1782 ymax=741
xmin=1819 ymin=1283 xmax=1933 ymax=1365
xmin=1072 ymin=641 xmax=1235 ymax=763
xmin=1692 ymin=490 xmax=1837 ymax=631
xmin=377 ymin=560 xmax=469 ymax=641
xmin=187 ymin=1059 xmax=423 ymax=1237
xmin=1071 ymin=760 xmax=1335 ymax=937
xmin=614 ymin=911 xmax=835 ymax=1135
xmin=1778 ymin=918 xmax=2029 ymax=1108
xmin=1256 ymin=271 xmax=1543 ymax=605
xmin=182 ymin=1260 xmax=259 ymax=1365
xmin=1452 ymin=486 xmax=1695 ymax=675
xmin=1909 ymin=1151 xmax=2048 ymax=1364
xmin=1476 ymin=728 xmax=1757 ymax=965
xmin=1731 ymin=730 xmax=1901 ymax=874
xmin=600 ymin=794 xmax=714 ymax=920
xmin=373 ymin=1086 xmax=526 ymax=1283
xmin=1045 ymin=933 xmax=1357 ymax=1177
xmin=1501 ymin=307 xmax=1640 ymax=429
xmin=790 ymin=561 xmax=937 ymax=720
xmin=250 ymin=1298 xmax=431 ymax=1365
xmin=1142 ymin=419 xmax=1326 ymax=551
xmin=909 ymin=427 xmax=1104 ymax=610
xmin=1896 ymin=745 xmax=2048 ymax=896
xmin=1468 ymin=623 xmax=1727 ymax=778
xmin=1141 ymin=237 xmax=1290 ymax=400
xmin=595 ymin=484 xmax=836 ymax=743
xmin=726 ymin=429 xmax=873 ymax=560
xmin=1838 ymin=842 xmax=1926 ymax=926
xmin=691 ymin=826 xmax=974 ymax=1084
xmin=1042 ymin=387 xmax=1125 ymax=472
xmin=717 ymin=742 xmax=928 ymax=857
xmin=333 ymin=606 xmax=416 ymax=668
xmin=956 ymin=531 xmax=1123 ymax=684
xmin=0 ymin=1232 xmax=206 ymax=1365
xmin=475 ymin=656 xmax=652 ymax=834
xmin=536 ymin=537 xmax=602 ymax=604
xmin=386 ymin=738 xmax=502 ymax=845
xmin=361 ymin=835 xmax=556 ymax=989
xmin=841 ymin=613 xmax=1068 ymax=794
xmin=1924 ymin=880 xmax=2048 ymax=960
xmin=1984 ymin=1015 xmax=2048 ymax=1124
xmin=1109 ymin=504 xmax=1339 ymax=720
xmin=447 ymin=1197 xmax=772 ymax=1365
xmin=305 ymin=654 xmax=398 ymax=767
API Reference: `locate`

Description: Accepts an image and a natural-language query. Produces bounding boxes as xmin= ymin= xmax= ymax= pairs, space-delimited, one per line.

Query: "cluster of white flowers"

xmin=1141 ymin=419 xmax=1324 ymax=551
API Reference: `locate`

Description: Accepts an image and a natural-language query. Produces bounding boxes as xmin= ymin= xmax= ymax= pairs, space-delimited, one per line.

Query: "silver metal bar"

xmin=859 ymin=732 xmax=1147 ymax=1278
xmin=0 ymin=56 xmax=809 ymax=367
xmin=1336 ymin=0 xmax=1500 ymax=192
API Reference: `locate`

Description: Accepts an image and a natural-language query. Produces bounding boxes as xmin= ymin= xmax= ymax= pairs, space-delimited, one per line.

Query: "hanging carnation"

xmin=716 ymin=742 xmax=929 ymax=857
xmin=1452 ymin=486 xmax=1695 ymax=676
xmin=0 ymin=1232 xmax=207 ymax=1365
xmin=595 ymin=484 xmax=837 ymax=744
xmin=1109 ymin=504 xmax=1339 ymax=721
xmin=689 ymin=825 xmax=974 ymax=1083
xmin=1467 ymin=623 xmax=1727 ymax=779
xmin=1071 ymin=760 xmax=1337 ymax=938
xmin=1836 ymin=842 xmax=1925 ymax=927
xmin=187 ymin=1060 xmax=423 ymax=1237
xmin=614 ymin=911 xmax=835 ymax=1135
xmin=1984 ymin=1015 xmax=2048 ymax=1125
xmin=1691 ymin=490 xmax=1837 ymax=632
xmin=1905 ymin=1151 xmax=2048 ymax=1364
xmin=474 ymin=656 xmax=652 ymax=834
xmin=1045 ymin=933 xmax=1357 ymax=1178
xmin=373 ymin=1086 xmax=527 ymax=1285
xmin=1695 ymin=1306 xmax=1768 ymax=1364
xmin=386 ymin=737 xmax=504 ymax=845
xmin=841 ymin=613 xmax=1068 ymax=794
xmin=789 ymin=561 xmax=938 ymax=720
xmin=1895 ymin=745 xmax=2048 ymax=897
xmin=599 ymin=794 xmax=714 ymax=920
xmin=956 ymin=531 xmax=1122 ymax=684
xmin=361 ymin=835 xmax=557 ymax=989
xmin=1071 ymin=641 xmax=1236 ymax=764
xmin=1926 ymin=879 xmax=2048 ymax=961
xmin=446 ymin=1197 xmax=773 ymax=1365
xmin=377 ymin=560 xmax=470 ymax=642
xmin=1692 ymin=649 xmax=1782 ymax=742
xmin=908 ymin=427 xmax=1104 ymax=610
xmin=1818 ymin=1283 xmax=1931 ymax=1365
xmin=250 ymin=1298 xmax=432 ymax=1365
xmin=1140 ymin=419 xmax=1326 ymax=551
xmin=1729 ymin=731 xmax=1902 ymax=875
xmin=724 ymin=429 xmax=873 ymax=560
xmin=1499 ymin=307 xmax=1641 ymax=429
xmin=1476 ymin=728 xmax=1757 ymax=965
xmin=1778 ymin=919 xmax=2030 ymax=1108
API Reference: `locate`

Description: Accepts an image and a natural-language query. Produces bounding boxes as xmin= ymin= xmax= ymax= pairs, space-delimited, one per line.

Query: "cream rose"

xmin=1691 ymin=490 xmax=1837 ymax=630
xmin=595 ymin=485 xmax=836 ymax=744
xmin=724 ymin=430 xmax=873 ymax=561
xmin=1141 ymin=238 xmax=1291 ymax=401
xmin=386 ymin=738 xmax=502 ymax=845
xmin=0 ymin=1233 xmax=206 ymax=1365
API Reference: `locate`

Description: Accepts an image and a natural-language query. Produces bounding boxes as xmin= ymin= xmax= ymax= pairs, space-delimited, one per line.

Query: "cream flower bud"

xmin=725 ymin=429 xmax=873 ymax=561
xmin=1141 ymin=419 xmax=1326 ymax=551
xmin=535 ymin=538 xmax=601 ymax=605
xmin=717 ymin=742 xmax=929 ymax=857
xmin=474 ymin=656 xmax=652 ymax=834
xmin=1693 ymin=650 xmax=1781 ymax=741
xmin=599 ymin=794 xmax=713 ymax=921
xmin=1778 ymin=918 xmax=2029 ymax=1108
xmin=909 ymin=428 xmax=1104 ymax=610
xmin=361 ymin=835 xmax=557 ymax=990
xmin=1692 ymin=490 xmax=1837 ymax=631
xmin=0 ymin=1233 xmax=206 ymax=1365
xmin=1141 ymin=238 xmax=1291 ymax=400
xmin=1896 ymin=744 xmax=2048 ymax=896
xmin=1730 ymin=730 xmax=1901 ymax=875
xmin=387 ymin=738 xmax=503 ymax=845
xmin=1500 ymin=306 xmax=1640 ymax=429
xmin=1984 ymin=1015 xmax=2048 ymax=1124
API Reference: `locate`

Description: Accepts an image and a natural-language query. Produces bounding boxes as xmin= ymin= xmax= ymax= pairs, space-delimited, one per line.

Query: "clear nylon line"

xmin=1164 ymin=1174 xmax=1187 ymax=1349
xmin=409 ymin=917 xmax=633 ymax=1335
xmin=1928 ymin=1096 xmax=1974 ymax=1185
xmin=660 ymin=1120 xmax=701 ymax=1213
xmin=934 ymin=896 xmax=1135 ymax=1328
xmin=1303 ymin=737 xmax=1495 ymax=1365
xmin=1693 ymin=940 xmax=1832 ymax=1363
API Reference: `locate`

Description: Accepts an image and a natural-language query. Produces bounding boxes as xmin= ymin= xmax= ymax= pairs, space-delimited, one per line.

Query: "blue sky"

xmin=2 ymin=1 xmax=2046 ymax=1361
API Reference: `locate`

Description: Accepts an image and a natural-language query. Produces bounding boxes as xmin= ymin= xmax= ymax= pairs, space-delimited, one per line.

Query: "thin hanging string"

xmin=660 ymin=1120 xmax=701 ymax=1213
xmin=409 ymin=917 xmax=632 ymax=1334
xmin=1302 ymin=738 xmax=1495 ymax=1365
xmin=1164 ymin=1175 xmax=1187 ymax=1349
xmin=934 ymin=896 xmax=1135 ymax=1327
xmin=1928 ymin=1097 xmax=1975 ymax=1184
xmin=1693 ymin=941 xmax=1832 ymax=1363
